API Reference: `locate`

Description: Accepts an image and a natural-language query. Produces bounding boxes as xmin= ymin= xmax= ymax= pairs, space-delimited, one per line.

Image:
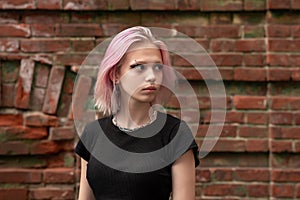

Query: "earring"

xmin=111 ymin=82 xmax=120 ymax=114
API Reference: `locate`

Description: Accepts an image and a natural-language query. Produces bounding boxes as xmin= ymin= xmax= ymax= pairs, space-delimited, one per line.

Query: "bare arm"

xmin=171 ymin=150 xmax=196 ymax=200
xmin=78 ymin=158 xmax=95 ymax=200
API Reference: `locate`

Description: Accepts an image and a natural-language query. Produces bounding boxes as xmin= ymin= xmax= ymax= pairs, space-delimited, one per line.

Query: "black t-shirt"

xmin=75 ymin=112 xmax=199 ymax=200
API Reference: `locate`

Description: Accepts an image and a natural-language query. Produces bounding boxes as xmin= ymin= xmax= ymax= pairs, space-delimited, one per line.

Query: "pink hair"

xmin=94 ymin=26 xmax=176 ymax=115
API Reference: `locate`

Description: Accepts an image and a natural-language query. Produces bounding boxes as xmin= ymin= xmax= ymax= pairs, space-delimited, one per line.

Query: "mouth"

xmin=142 ymin=86 xmax=157 ymax=91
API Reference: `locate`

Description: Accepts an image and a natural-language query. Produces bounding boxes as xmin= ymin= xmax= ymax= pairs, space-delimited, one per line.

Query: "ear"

xmin=109 ymin=67 xmax=119 ymax=83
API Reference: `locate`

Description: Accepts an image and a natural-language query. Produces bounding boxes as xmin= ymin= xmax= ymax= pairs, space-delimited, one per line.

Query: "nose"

xmin=145 ymin=67 xmax=156 ymax=83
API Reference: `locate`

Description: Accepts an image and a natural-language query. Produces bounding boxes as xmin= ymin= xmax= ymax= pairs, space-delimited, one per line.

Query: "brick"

xmin=269 ymin=39 xmax=300 ymax=52
xmin=31 ymin=24 xmax=58 ymax=37
xmin=30 ymin=140 xmax=60 ymax=155
xmin=267 ymin=11 xmax=300 ymax=25
xmin=64 ymin=0 xmax=106 ymax=10
xmin=271 ymin=140 xmax=293 ymax=152
xmin=201 ymin=0 xmax=243 ymax=11
xmin=295 ymin=113 xmax=300 ymax=125
xmin=0 ymin=12 xmax=19 ymax=24
xmin=236 ymin=39 xmax=266 ymax=52
xmin=1 ymin=60 xmax=20 ymax=83
xmin=290 ymin=55 xmax=300 ymax=67
xmin=131 ymin=0 xmax=176 ymax=10
xmin=23 ymin=13 xmax=68 ymax=24
xmin=34 ymin=63 xmax=50 ymax=88
xmin=42 ymin=66 xmax=65 ymax=114
xmin=271 ymin=97 xmax=300 ymax=110
xmin=30 ymin=187 xmax=74 ymax=200
xmin=55 ymin=53 xmax=87 ymax=66
xmin=195 ymin=169 xmax=210 ymax=182
xmin=210 ymin=53 xmax=243 ymax=66
xmin=233 ymin=13 xmax=266 ymax=25
xmin=271 ymin=127 xmax=300 ymax=139
xmin=211 ymin=169 xmax=233 ymax=181
xmin=238 ymin=126 xmax=268 ymax=138
xmin=268 ymin=68 xmax=291 ymax=81
xmin=234 ymin=169 xmax=269 ymax=182
xmin=293 ymin=26 xmax=300 ymax=37
xmin=0 ymin=0 xmax=35 ymax=9
xmin=1 ymin=83 xmax=16 ymax=107
xmin=246 ymin=139 xmax=269 ymax=152
xmin=0 ymin=141 xmax=29 ymax=155
xmin=177 ymin=0 xmax=201 ymax=10
xmin=49 ymin=126 xmax=74 ymax=141
xmin=0 ymin=113 xmax=23 ymax=126
xmin=0 ymin=24 xmax=30 ymax=37
xmin=272 ymin=153 xmax=300 ymax=168
xmin=62 ymin=70 xmax=76 ymax=94
xmin=234 ymin=96 xmax=267 ymax=110
xmin=244 ymin=54 xmax=266 ymax=66
xmin=270 ymin=112 xmax=293 ymax=125
xmin=267 ymin=25 xmax=291 ymax=37
xmin=203 ymin=184 xmax=246 ymax=196
xmin=0 ymin=168 xmax=41 ymax=183
xmin=57 ymin=24 xmax=103 ymax=37
xmin=0 ymin=39 xmax=19 ymax=52
xmin=211 ymin=139 xmax=246 ymax=152
xmin=272 ymin=184 xmax=294 ymax=198
xmin=36 ymin=0 xmax=62 ymax=9
xmin=0 ymin=188 xmax=27 ymax=200
xmin=14 ymin=59 xmax=35 ymax=109
xmin=210 ymin=39 xmax=235 ymax=52
xmin=292 ymin=68 xmax=300 ymax=80
xmin=44 ymin=168 xmax=75 ymax=183
xmin=21 ymin=39 xmax=71 ymax=53
xmin=292 ymin=0 xmax=300 ymax=9
xmin=244 ymin=25 xmax=265 ymax=38
xmin=272 ymin=170 xmax=300 ymax=182
xmin=30 ymin=87 xmax=46 ymax=111
xmin=24 ymin=112 xmax=59 ymax=127
xmin=197 ymin=124 xmax=237 ymax=137
xmin=210 ymin=13 xmax=231 ymax=24
xmin=57 ymin=93 xmax=72 ymax=117
xmin=72 ymin=39 xmax=95 ymax=52
xmin=248 ymin=184 xmax=269 ymax=197
xmin=268 ymin=0 xmax=291 ymax=9
xmin=234 ymin=68 xmax=266 ymax=81
xmin=206 ymin=25 xmax=240 ymax=38
xmin=244 ymin=0 xmax=266 ymax=11
xmin=3 ymin=126 xmax=48 ymax=140
xmin=246 ymin=112 xmax=268 ymax=124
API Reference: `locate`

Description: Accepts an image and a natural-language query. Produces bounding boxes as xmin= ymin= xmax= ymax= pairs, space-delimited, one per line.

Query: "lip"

xmin=142 ymin=86 xmax=157 ymax=91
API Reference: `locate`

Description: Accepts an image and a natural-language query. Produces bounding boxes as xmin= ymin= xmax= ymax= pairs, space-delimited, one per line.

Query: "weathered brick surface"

xmin=0 ymin=1 xmax=299 ymax=199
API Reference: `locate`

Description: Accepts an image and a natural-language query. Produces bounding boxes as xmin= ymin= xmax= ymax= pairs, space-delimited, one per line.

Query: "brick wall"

xmin=0 ymin=0 xmax=299 ymax=199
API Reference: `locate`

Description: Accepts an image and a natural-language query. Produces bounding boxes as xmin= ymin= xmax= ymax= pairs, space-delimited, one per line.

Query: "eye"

xmin=153 ymin=63 xmax=163 ymax=71
xmin=130 ymin=63 xmax=145 ymax=71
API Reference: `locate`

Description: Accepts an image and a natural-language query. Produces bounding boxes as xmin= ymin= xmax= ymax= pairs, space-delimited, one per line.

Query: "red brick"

xmin=2 ymin=126 xmax=48 ymax=140
xmin=292 ymin=0 xmax=300 ymax=9
xmin=195 ymin=169 xmax=210 ymax=182
xmin=246 ymin=112 xmax=268 ymax=124
xmin=244 ymin=0 xmax=266 ymax=11
xmin=72 ymin=39 xmax=95 ymax=52
xmin=267 ymin=12 xmax=300 ymax=25
xmin=268 ymin=0 xmax=291 ymax=9
xmin=36 ymin=0 xmax=62 ymax=9
xmin=29 ymin=187 xmax=74 ymax=200
xmin=34 ymin=63 xmax=50 ymax=88
xmin=63 ymin=0 xmax=106 ymax=10
xmin=295 ymin=113 xmax=300 ymax=125
xmin=270 ymin=112 xmax=293 ymax=125
xmin=0 ymin=12 xmax=19 ymax=23
xmin=30 ymin=140 xmax=60 ymax=155
xmin=55 ymin=53 xmax=87 ymax=66
xmin=0 ymin=39 xmax=19 ymax=52
xmin=0 ymin=168 xmax=41 ymax=183
xmin=297 ymin=184 xmax=300 ymax=198
xmin=177 ymin=0 xmax=200 ymax=10
xmin=211 ymin=169 xmax=233 ymax=181
xmin=244 ymin=54 xmax=266 ymax=66
xmin=31 ymin=24 xmax=58 ymax=37
xmin=271 ymin=126 xmax=300 ymax=139
xmin=0 ymin=60 xmax=20 ymax=83
xmin=44 ymin=168 xmax=75 ymax=183
xmin=30 ymin=87 xmax=46 ymax=110
xmin=49 ymin=126 xmax=74 ymax=141
xmin=271 ymin=140 xmax=293 ymax=152
xmin=272 ymin=170 xmax=300 ymax=182
xmin=269 ymin=39 xmax=300 ymax=52
xmin=236 ymin=39 xmax=266 ymax=52
xmin=14 ymin=59 xmax=35 ymax=109
xmin=0 ymin=113 xmax=23 ymax=126
xmin=0 ymin=24 xmax=30 ymax=37
xmin=211 ymin=139 xmax=246 ymax=152
xmin=290 ymin=55 xmax=300 ymax=67
xmin=271 ymin=97 xmax=300 ymax=110
xmin=131 ymin=0 xmax=176 ymax=10
xmin=203 ymin=184 xmax=246 ymax=196
xmin=234 ymin=169 xmax=269 ymax=182
xmin=206 ymin=25 xmax=240 ymax=38
xmin=0 ymin=141 xmax=29 ymax=155
xmin=57 ymin=24 xmax=103 ymax=37
xmin=211 ymin=53 xmax=243 ymax=67
xmin=1 ymin=83 xmax=16 ymax=107
xmin=246 ymin=139 xmax=269 ymax=152
xmin=293 ymin=26 xmax=300 ymax=37
xmin=272 ymin=184 xmax=294 ymax=198
xmin=202 ymin=111 xmax=244 ymax=124
xmin=24 ymin=112 xmax=59 ymax=127
xmin=234 ymin=96 xmax=267 ymax=110
xmin=248 ymin=184 xmax=269 ymax=197
xmin=210 ymin=39 xmax=235 ymax=52
xmin=234 ymin=68 xmax=266 ymax=81
xmin=201 ymin=0 xmax=243 ymax=11
xmin=244 ymin=25 xmax=265 ymax=38
xmin=267 ymin=25 xmax=291 ymax=37
xmin=23 ymin=13 xmax=68 ymax=24
xmin=268 ymin=68 xmax=291 ymax=81
xmin=42 ymin=66 xmax=65 ymax=114
xmin=0 ymin=0 xmax=35 ymax=9
xmin=239 ymin=126 xmax=268 ymax=138
xmin=291 ymin=68 xmax=300 ymax=80
xmin=267 ymin=54 xmax=290 ymax=66
xmin=0 ymin=188 xmax=27 ymax=200
xmin=21 ymin=39 xmax=71 ymax=53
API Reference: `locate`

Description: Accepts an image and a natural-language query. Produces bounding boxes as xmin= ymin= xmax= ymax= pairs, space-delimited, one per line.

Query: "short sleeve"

xmin=169 ymin=121 xmax=200 ymax=167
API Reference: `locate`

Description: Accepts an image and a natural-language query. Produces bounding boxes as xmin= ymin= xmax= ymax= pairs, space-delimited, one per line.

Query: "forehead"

xmin=123 ymin=42 xmax=162 ymax=63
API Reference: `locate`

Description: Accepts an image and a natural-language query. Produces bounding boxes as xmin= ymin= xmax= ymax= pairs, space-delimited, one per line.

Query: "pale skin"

xmin=78 ymin=42 xmax=196 ymax=200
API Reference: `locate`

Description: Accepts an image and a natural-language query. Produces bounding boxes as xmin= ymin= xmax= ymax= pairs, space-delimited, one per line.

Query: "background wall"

xmin=0 ymin=0 xmax=300 ymax=199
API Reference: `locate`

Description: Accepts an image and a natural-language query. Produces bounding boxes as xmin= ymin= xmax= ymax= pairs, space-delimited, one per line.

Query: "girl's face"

xmin=116 ymin=42 xmax=163 ymax=104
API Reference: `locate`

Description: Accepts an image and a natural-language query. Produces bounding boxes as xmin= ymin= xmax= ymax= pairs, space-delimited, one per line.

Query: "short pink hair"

xmin=94 ymin=26 xmax=176 ymax=115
